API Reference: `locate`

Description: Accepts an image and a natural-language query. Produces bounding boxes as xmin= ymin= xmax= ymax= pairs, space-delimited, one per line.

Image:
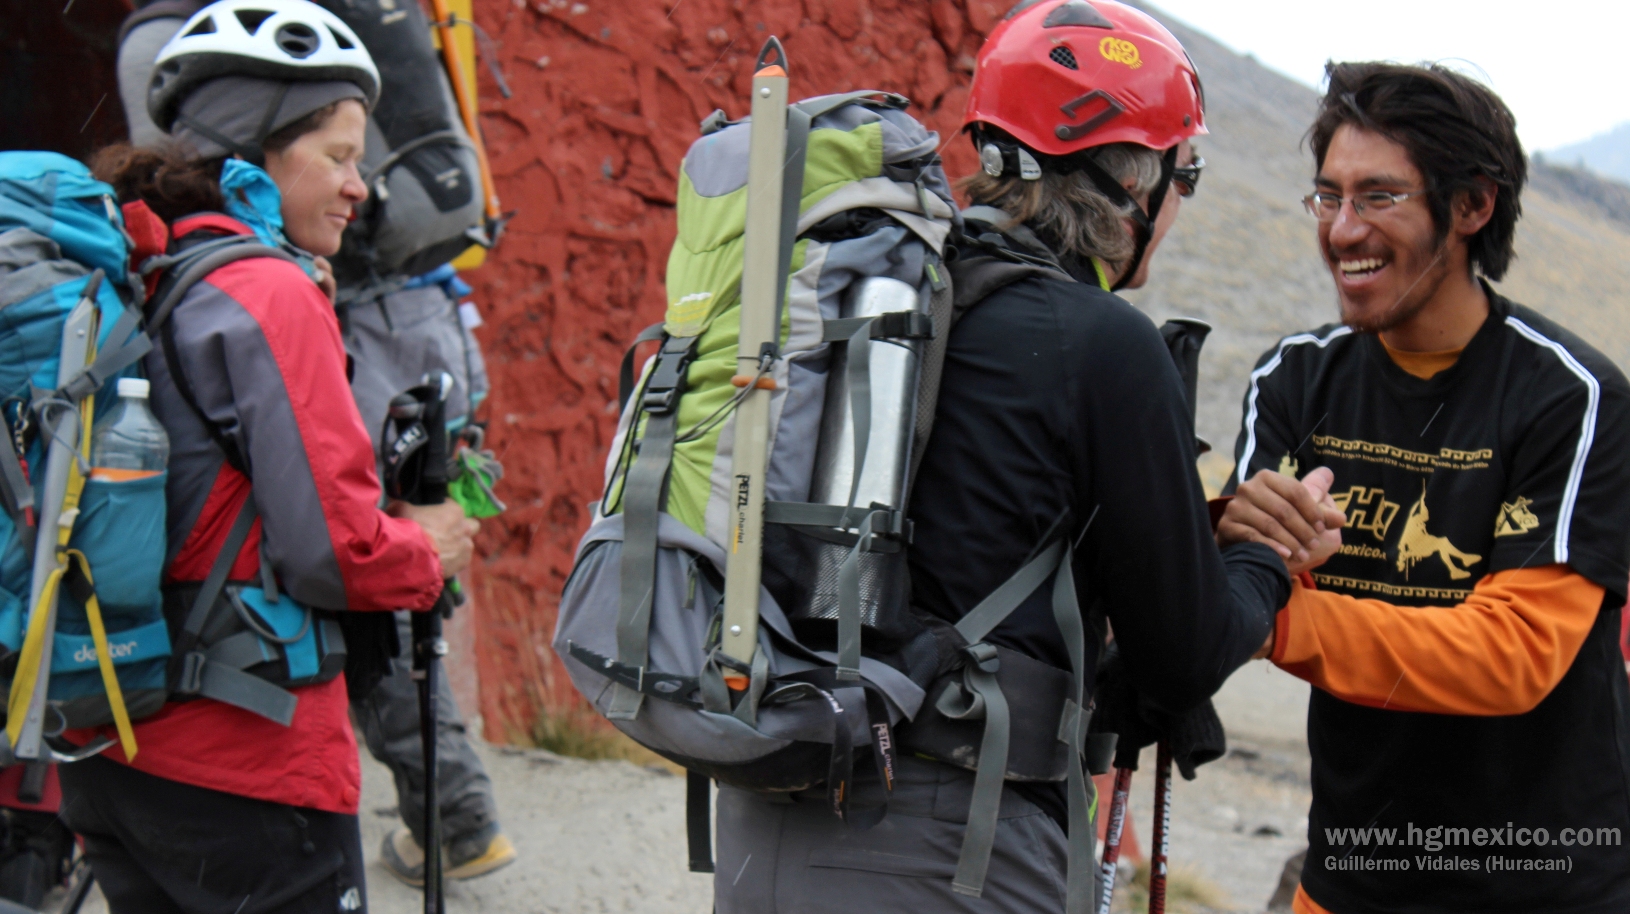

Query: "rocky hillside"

xmin=458 ymin=0 xmax=1630 ymax=729
xmin=1548 ymin=122 xmax=1630 ymax=185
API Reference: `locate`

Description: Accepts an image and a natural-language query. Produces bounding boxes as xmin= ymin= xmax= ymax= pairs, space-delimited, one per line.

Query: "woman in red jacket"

xmin=64 ymin=2 xmax=478 ymax=912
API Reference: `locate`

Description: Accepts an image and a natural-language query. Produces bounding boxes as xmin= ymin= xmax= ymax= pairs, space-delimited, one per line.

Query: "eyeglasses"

xmin=1172 ymin=156 xmax=1205 ymax=197
xmin=1302 ymin=189 xmax=1424 ymax=221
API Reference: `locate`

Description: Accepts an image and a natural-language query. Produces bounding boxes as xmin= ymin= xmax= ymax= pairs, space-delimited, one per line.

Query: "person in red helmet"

xmin=710 ymin=2 xmax=1300 ymax=911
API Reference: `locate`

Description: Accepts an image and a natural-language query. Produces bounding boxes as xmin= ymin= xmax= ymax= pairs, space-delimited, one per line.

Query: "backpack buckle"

xmin=176 ymin=651 xmax=207 ymax=694
xmin=962 ymin=642 xmax=1000 ymax=674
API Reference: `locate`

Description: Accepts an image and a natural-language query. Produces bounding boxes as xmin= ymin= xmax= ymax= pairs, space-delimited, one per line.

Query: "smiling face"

xmin=261 ymin=99 xmax=368 ymax=257
xmin=1315 ymin=124 xmax=1456 ymax=333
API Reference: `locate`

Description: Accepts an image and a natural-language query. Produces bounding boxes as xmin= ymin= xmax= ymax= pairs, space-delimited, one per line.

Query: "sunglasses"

xmin=1172 ymin=156 xmax=1204 ymax=198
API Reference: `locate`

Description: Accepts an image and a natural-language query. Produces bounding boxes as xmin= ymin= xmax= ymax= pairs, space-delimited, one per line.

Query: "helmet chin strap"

xmin=173 ymin=83 xmax=293 ymax=168
xmin=1076 ymin=146 xmax=1177 ymax=291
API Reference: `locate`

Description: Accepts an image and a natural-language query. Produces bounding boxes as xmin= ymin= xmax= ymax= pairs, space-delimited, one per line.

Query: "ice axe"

xmin=383 ymin=371 xmax=461 ymax=914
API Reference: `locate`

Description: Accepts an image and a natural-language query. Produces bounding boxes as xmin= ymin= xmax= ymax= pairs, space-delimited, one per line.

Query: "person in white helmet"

xmin=115 ymin=0 xmax=515 ymax=887
xmin=63 ymin=3 xmax=477 ymax=911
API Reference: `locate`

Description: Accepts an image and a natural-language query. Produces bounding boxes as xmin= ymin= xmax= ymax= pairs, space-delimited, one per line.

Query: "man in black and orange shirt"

xmin=1219 ymin=63 xmax=1630 ymax=914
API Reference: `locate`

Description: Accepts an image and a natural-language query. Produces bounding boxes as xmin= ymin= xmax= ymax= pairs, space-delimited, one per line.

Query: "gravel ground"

xmin=61 ymin=662 xmax=1312 ymax=914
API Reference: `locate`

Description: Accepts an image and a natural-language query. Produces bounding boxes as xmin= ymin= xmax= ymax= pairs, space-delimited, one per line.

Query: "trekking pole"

xmin=718 ymin=38 xmax=793 ymax=685
xmin=384 ymin=373 xmax=457 ymax=914
xmin=1096 ymin=766 xmax=1134 ymax=914
xmin=1148 ymin=742 xmax=1173 ymax=914
xmin=60 ymin=855 xmax=95 ymax=914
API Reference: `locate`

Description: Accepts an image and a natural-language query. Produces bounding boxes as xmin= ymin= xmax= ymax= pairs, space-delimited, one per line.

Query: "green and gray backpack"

xmin=555 ymin=92 xmax=1104 ymax=903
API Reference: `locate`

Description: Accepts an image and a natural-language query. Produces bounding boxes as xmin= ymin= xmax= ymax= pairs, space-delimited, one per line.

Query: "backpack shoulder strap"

xmin=146 ymin=236 xmax=295 ymax=473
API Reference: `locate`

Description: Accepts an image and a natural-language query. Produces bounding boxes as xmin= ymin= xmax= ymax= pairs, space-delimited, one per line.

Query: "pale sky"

xmin=1149 ymin=0 xmax=1628 ymax=152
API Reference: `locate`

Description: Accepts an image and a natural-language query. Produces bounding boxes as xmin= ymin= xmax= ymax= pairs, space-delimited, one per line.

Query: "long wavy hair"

xmin=958 ymin=141 xmax=1164 ymax=267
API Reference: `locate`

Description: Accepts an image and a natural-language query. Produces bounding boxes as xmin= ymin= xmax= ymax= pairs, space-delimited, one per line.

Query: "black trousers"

xmin=58 ymin=755 xmax=366 ymax=914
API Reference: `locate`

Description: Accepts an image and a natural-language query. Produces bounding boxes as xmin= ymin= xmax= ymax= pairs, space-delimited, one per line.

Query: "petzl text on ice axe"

xmin=11 ymin=281 xmax=101 ymax=762
xmin=719 ymin=38 xmax=796 ymax=690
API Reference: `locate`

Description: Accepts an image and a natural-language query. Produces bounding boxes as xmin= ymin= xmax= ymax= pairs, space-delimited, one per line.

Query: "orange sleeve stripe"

xmin=1294 ymin=884 xmax=1334 ymax=914
xmin=1270 ymin=565 xmax=1601 ymax=716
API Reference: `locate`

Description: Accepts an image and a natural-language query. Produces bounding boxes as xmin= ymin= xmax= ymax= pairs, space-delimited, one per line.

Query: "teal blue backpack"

xmin=0 ymin=151 xmax=167 ymax=762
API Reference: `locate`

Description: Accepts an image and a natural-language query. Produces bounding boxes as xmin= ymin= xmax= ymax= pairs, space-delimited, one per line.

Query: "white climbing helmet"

xmin=147 ymin=0 xmax=380 ymax=134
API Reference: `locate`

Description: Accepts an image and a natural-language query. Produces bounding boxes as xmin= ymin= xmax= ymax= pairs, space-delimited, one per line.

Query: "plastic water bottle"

xmin=90 ymin=378 xmax=169 ymax=482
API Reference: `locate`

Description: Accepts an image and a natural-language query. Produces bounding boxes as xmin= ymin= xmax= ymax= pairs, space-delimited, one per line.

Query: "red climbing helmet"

xmin=963 ymin=0 xmax=1206 ymax=156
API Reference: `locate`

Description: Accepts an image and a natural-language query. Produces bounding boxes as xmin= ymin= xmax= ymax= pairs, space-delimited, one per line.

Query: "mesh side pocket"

xmin=762 ymin=524 xmax=915 ymax=651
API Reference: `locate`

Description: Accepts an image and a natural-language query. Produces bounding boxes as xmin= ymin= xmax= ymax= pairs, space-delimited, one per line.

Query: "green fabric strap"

xmin=954 ymin=541 xmax=1065 ymax=644
xmin=951 ymin=643 xmax=1011 ymax=898
xmin=609 ymin=404 xmax=677 ymax=720
xmin=1049 ymin=542 xmax=1096 ymax=914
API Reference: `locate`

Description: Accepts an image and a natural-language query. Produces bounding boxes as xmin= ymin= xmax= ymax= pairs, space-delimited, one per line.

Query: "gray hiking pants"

xmin=350 ymin=612 xmax=498 ymax=850
xmin=714 ymin=755 xmax=1077 ymax=913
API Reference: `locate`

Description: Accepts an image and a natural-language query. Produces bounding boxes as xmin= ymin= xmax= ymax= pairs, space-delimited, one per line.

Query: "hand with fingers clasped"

xmin=1218 ymin=467 xmax=1346 ymax=657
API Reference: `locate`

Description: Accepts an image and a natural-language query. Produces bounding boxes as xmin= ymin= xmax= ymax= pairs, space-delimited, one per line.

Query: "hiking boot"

xmin=446 ymin=831 xmax=517 ymax=880
xmin=379 ymin=826 xmax=517 ymax=886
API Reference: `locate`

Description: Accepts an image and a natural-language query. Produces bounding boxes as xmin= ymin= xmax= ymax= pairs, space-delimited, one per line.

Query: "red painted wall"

xmin=461 ymin=0 xmax=1003 ymax=740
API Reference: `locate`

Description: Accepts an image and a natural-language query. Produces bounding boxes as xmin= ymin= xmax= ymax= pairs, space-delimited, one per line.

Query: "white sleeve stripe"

xmin=1239 ymin=326 xmax=1353 ymax=477
xmin=1504 ymin=316 xmax=1600 ymax=565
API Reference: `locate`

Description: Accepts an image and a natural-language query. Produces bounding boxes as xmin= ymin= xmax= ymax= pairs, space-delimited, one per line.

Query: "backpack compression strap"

xmin=941 ymin=539 xmax=1099 ymax=913
xmin=168 ymin=498 xmax=300 ymax=726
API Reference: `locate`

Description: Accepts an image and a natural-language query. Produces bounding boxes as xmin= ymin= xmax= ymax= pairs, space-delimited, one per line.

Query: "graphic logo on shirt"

xmin=338 ymin=887 xmax=362 ymax=911
xmin=1330 ymin=486 xmax=1400 ymax=542
xmin=1396 ymin=484 xmax=1483 ymax=580
xmin=1278 ymin=453 xmax=1299 ymax=477
xmin=1494 ymin=497 xmax=1541 ymax=537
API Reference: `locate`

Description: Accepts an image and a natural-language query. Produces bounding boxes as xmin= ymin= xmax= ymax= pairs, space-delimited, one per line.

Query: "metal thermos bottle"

xmin=790 ymin=276 xmax=924 ymax=638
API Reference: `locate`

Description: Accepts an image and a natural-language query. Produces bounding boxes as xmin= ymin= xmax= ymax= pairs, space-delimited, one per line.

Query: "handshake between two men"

xmin=1217 ymin=468 xmax=1346 ymax=659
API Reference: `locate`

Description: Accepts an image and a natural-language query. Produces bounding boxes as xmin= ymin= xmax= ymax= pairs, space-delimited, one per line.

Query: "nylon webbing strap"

xmin=54 ymin=304 xmax=152 ymax=404
xmin=821 ymin=312 xmax=934 ymax=342
xmin=617 ymin=323 xmax=666 ymax=412
xmin=686 ymin=772 xmax=715 ymax=873
xmin=1050 ymin=543 xmax=1095 ymax=914
xmin=198 ymin=662 xmax=298 ymax=725
xmin=169 ymin=497 xmax=302 ymax=725
xmin=833 ymin=509 xmax=884 ymax=681
xmin=610 ymin=337 xmax=695 ymax=720
xmin=843 ymin=319 xmax=873 ymax=518
xmin=955 ymin=541 xmax=1065 ymax=644
xmin=67 ymin=550 xmax=138 ymax=760
xmin=205 ymin=630 xmax=273 ymax=670
xmin=946 ymin=540 xmax=1071 ymax=899
xmin=178 ymin=498 xmax=259 ymax=649
xmin=609 ymin=410 xmax=673 ymax=719
xmin=951 ymin=643 xmax=1010 ymax=898
xmin=147 ymin=239 xmax=295 ymax=332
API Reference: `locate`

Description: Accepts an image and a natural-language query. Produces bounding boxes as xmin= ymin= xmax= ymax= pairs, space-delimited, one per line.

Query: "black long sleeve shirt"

xmin=906 ymin=268 xmax=1287 ymax=727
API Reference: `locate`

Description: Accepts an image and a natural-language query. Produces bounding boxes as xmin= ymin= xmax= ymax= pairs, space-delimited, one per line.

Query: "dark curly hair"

xmin=1309 ymin=62 xmax=1527 ymax=281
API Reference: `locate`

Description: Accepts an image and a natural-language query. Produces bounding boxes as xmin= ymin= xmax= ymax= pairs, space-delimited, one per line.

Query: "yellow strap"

xmin=6 ymin=565 xmax=62 ymax=749
xmin=1091 ymin=257 xmax=1111 ymax=292
xmin=6 ymin=308 xmax=104 ymax=754
xmin=72 ymin=550 xmax=136 ymax=760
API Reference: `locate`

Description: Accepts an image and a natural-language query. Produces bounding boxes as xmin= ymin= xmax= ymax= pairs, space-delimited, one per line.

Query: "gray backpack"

xmin=553 ymin=97 xmax=1110 ymax=907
